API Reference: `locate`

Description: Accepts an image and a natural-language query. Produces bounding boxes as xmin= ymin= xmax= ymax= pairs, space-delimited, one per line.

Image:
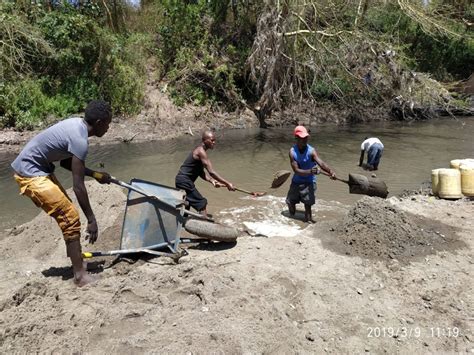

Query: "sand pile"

xmin=334 ymin=196 xmax=463 ymax=262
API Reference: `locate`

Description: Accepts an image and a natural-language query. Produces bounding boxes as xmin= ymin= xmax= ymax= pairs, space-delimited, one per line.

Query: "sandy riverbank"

xmin=0 ymin=181 xmax=472 ymax=353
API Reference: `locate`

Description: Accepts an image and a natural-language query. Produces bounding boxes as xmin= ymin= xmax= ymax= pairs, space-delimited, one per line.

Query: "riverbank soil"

xmin=0 ymin=82 xmax=257 ymax=154
xmin=0 ymin=182 xmax=472 ymax=353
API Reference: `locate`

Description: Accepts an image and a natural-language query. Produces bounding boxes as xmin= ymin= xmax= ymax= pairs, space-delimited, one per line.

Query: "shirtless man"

xmin=175 ymin=130 xmax=235 ymax=217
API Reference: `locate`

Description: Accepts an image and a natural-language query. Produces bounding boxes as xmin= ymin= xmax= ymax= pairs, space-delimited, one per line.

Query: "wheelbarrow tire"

xmin=184 ymin=219 xmax=239 ymax=242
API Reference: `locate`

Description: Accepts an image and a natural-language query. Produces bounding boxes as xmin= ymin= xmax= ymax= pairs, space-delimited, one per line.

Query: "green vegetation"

xmin=0 ymin=1 xmax=147 ymax=129
xmin=148 ymin=0 xmax=255 ymax=109
xmin=1 ymin=0 xmax=473 ymax=129
xmin=365 ymin=2 xmax=474 ymax=81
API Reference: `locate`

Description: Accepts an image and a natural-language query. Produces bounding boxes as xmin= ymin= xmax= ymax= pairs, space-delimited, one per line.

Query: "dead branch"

xmin=397 ymin=0 xmax=465 ymax=39
xmin=0 ymin=13 xmax=52 ymax=80
xmin=245 ymin=0 xmax=469 ymax=125
xmin=282 ymin=29 xmax=351 ymax=37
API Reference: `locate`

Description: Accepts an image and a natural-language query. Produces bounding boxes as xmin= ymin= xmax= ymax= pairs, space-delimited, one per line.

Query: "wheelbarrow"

xmin=82 ymin=178 xmax=239 ymax=262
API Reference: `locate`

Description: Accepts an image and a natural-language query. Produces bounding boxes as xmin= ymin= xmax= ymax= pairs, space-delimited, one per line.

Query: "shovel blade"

xmin=348 ymin=173 xmax=389 ymax=198
xmin=271 ymin=170 xmax=292 ymax=188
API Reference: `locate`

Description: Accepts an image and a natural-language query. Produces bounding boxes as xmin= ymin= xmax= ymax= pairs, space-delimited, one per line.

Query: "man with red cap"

xmin=286 ymin=125 xmax=337 ymax=223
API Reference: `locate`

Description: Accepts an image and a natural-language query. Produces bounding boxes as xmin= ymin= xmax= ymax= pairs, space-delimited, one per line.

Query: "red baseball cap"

xmin=294 ymin=125 xmax=309 ymax=138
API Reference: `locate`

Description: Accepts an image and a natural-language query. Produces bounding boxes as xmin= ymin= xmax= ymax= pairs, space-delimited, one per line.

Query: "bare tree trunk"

xmin=101 ymin=0 xmax=115 ymax=31
xmin=253 ymin=106 xmax=270 ymax=128
xmin=354 ymin=0 xmax=369 ymax=27
xmin=231 ymin=0 xmax=238 ymax=21
xmin=247 ymin=5 xmax=288 ymax=128
xmin=112 ymin=0 xmax=118 ymax=31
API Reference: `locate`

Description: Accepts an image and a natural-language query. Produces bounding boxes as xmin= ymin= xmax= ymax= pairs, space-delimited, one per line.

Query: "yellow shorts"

xmin=14 ymin=174 xmax=81 ymax=243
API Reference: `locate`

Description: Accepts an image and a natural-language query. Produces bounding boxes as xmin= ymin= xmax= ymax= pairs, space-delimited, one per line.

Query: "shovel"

xmin=270 ymin=169 xmax=389 ymax=198
xmin=213 ymin=180 xmax=266 ymax=197
xmin=320 ymin=171 xmax=389 ymax=198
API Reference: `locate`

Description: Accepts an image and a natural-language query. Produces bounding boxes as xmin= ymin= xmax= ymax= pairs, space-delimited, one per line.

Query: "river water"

xmin=1 ymin=117 xmax=473 ymax=234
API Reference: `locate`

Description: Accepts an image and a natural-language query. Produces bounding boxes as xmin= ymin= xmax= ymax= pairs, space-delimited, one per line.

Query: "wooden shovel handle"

xmin=319 ymin=170 xmax=349 ymax=184
xmin=235 ymin=187 xmax=253 ymax=194
xmin=235 ymin=187 xmax=266 ymax=196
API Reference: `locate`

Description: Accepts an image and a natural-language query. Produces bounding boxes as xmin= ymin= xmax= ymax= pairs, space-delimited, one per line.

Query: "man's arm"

xmin=312 ymin=150 xmax=336 ymax=179
xmin=197 ymin=148 xmax=235 ymax=190
xmin=70 ymin=156 xmax=99 ymax=243
xmin=201 ymin=169 xmax=224 ymax=187
xmin=61 ymin=158 xmax=111 ymax=184
xmin=289 ymin=148 xmax=316 ymax=176
xmin=359 ymin=150 xmax=365 ymax=167
xmin=196 ymin=150 xmax=214 ymax=183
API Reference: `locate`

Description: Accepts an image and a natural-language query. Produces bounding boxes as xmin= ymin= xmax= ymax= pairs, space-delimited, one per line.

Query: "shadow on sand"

xmin=184 ymin=239 xmax=237 ymax=251
xmin=41 ymin=260 xmax=106 ymax=280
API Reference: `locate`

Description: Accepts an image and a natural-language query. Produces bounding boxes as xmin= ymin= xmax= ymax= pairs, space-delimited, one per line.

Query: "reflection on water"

xmin=1 ymin=117 xmax=473 ymax=231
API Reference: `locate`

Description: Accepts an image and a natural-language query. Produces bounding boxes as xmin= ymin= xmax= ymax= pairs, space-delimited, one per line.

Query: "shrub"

xmin=1 ymin=79 xmax=52 ymax=130
xmin=0 ymin=2 xmax=148 ymax=128
xmin=102 ymin=58 xmax=144 ymax=114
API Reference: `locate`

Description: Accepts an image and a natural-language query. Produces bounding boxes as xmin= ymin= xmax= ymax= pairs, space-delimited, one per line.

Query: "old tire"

xmin=184 ymin=219 xmax=239 ymax=242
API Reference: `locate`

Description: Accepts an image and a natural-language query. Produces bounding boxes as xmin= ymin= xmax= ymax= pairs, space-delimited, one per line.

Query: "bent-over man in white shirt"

xmin=359 ymin=137 xmax=384 ymax=171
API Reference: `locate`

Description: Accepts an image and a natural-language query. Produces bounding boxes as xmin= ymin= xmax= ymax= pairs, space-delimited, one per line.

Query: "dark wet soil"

xmin=321 ymin=197 xmax=466 ymax=263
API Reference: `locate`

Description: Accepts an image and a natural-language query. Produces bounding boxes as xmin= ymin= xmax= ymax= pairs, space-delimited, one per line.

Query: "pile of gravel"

xmin=336 ymin=197 xmax=459 ymax=261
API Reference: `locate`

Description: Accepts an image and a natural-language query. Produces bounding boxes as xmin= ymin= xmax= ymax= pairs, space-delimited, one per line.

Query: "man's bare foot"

xmin=74 ymin=272 xmax=99 ymax=287
xmin=198 ymin=209 xmax=213 ymax=219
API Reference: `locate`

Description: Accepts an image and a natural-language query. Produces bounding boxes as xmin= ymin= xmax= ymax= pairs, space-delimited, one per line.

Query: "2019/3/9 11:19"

xmin=430 ymin=327 xmax=460 ymax=337
xmin=367 ymin=327 xmax=461 ymax=338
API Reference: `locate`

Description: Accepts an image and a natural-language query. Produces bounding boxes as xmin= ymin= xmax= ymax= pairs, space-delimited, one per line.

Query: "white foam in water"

xmin=220 ymin=205 xmax=255 ymax=215
xmin=239 ymin=194 xmax=278 ymax=202
xmin=219 ymin=195 xmax=306 ymax=237
xmin=243 ymin=220 xmax=302 ymax=238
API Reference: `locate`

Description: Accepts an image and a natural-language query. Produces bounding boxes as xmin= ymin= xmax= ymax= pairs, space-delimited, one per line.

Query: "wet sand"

xmin=0 ymin=182 xmax=472 ymax=353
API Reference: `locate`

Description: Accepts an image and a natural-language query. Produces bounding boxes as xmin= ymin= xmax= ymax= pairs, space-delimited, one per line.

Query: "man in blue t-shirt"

xmin=286 ymin=126 xmax=337 ymax=223
xmin=11 ymin=100 xmax=113 ymax=287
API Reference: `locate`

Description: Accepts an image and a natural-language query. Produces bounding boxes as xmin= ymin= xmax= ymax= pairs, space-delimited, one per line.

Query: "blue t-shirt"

xmin=11 ymin=117 xmax=89 ymax=177
xmin=291 ymin=144 xmax=317 ymax=184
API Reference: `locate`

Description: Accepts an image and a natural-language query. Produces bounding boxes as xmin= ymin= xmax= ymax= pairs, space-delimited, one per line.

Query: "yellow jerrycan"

xmin=431 ymin=169 xmax=442 ymax=196
xmin=459 ymin=163 xmax=474 ymax=197
xmin=438 ymin=168 xmax=462 ymax=199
